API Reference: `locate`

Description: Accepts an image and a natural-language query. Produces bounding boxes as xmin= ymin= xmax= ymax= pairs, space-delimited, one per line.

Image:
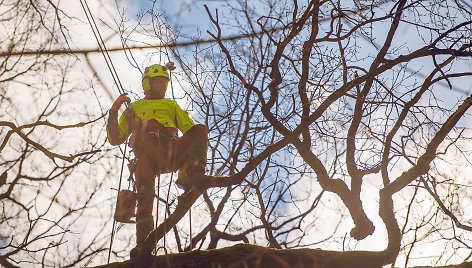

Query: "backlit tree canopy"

xmin=1 ymin=0 xmax=472 ymax=267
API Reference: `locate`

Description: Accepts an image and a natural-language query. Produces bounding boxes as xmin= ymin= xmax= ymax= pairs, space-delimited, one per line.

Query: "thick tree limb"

xmin=93 ymin=243 xmax=472 ymax=268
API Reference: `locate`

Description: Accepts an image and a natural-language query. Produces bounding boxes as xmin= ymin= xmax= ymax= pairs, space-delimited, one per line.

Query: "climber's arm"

xmin=107 ymin=94 xmax=131 ymax=145
xmin=175 ymin=103 xmax=195 ymax=134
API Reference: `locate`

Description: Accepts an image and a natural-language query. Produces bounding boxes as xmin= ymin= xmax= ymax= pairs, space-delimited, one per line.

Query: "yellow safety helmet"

xmin=142 ymin=64 xmax=170 ymax=91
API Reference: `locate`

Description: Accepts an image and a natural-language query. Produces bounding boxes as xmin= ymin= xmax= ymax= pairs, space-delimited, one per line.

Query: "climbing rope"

xmin=154 ymin=21 xmax=196 ymax=256
xmin=79 ymin=0 xmax=126 ymax=95
xmin=154 ymin=171 xmax=161 ymax=268
xmin=145 ymin=10 xmax=190 ymax=259
xmin=78 ymin=0 xmax=132 ymax=263
xmin=107 ymin=141 xmax=128 ymax=262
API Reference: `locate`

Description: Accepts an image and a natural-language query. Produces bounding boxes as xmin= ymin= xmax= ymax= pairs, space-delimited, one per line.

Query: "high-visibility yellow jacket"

xmin=107 ymin=98 xmax=194 ymax=145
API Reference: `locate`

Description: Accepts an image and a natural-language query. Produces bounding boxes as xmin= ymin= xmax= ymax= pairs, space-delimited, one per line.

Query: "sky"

xmin=122 ymin=0 xmax=216 ymax=36
xmin=41 ymin=1 xmax=472 ymax=265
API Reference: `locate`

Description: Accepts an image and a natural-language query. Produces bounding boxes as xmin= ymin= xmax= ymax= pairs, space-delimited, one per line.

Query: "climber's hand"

xmin=125 ymin=106 xmax=135 ymax=119
xmin=111 ymin=93 xmax=131 ymax=111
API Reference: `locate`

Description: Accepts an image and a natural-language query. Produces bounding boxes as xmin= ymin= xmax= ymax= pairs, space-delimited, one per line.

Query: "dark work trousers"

xmin=133 ymin=120 xmax=208 ymax=227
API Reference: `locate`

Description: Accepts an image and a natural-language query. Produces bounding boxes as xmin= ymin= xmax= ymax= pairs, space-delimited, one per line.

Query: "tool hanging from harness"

xmin=114 ymin=157 xmax=138 ymax=223
xmin=114 ymin=119 xmax=177 ymax=224
xmin=114 ymin=189 xmax=137 ymax=223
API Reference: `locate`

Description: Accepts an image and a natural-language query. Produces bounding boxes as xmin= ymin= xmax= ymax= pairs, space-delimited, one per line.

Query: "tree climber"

xmin=106 ymin=63 xmax=208 ymax=254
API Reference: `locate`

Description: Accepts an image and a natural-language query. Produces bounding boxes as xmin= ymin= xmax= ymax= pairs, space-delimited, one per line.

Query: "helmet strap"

xmin=144 ymin=90 xmax=166 ymax=100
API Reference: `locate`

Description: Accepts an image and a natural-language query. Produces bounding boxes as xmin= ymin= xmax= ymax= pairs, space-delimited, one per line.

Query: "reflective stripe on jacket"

xmin=107 ymin=98 xmax=195 ymax=145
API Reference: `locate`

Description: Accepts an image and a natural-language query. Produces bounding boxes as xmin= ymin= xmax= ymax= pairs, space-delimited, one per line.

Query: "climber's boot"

xmin=130 ymin=214 xmax=154 ymax=258
xmin=175 ymin=162 xmax=192 ymax=191
xmin=175 ymin=134 xmax=207 ymax=190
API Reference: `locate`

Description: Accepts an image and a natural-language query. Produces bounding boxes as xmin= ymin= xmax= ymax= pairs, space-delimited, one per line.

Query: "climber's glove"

xmin=111 ymin=93 xmax=131 ymax=111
